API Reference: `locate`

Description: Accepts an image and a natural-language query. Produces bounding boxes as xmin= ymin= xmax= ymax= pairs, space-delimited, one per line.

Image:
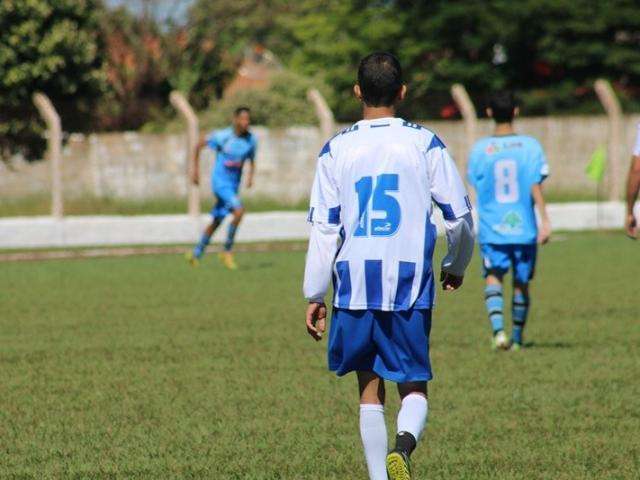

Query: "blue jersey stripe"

xmin=415 ymin=217 xmax=437 ymax=308
xmin=319 ymin=141 xmax=331 ymax=156
xmin=335 ymin=261 xmax=352 ymax=307
xmin=434 ymin=200 xmax=456 ymax=220
xmin=328 ymin=206 xmax=341 ymax=225
xmin=426 ymin=134 xmax=446 ymax=152
xmin=394 ymin=261 xmax=416 ymax=309
xmin=365 ymin=260 xmax=383 ymax=308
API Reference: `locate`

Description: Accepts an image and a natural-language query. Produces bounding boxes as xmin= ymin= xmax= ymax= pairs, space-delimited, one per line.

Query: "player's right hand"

xmin=191 ymin=173 xmax=199 ymax=186
xmin=625 ymin=213 xmax=637 ymax=239
xmin=306 ymin=302 xmax=327 ymax=341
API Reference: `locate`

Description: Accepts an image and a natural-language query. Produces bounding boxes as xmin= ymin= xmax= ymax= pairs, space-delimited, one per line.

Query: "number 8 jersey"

xmin=305 ymin=117 xmax=472 ymax=311
xmin=467 ymin=134 xmax=549 ymax=245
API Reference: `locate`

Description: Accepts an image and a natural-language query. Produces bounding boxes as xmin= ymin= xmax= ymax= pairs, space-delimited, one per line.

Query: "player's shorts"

xmin=211 ymin=184 xmax=242 ymax=219
xmin=328 ymin=308 xmax=432 ymax=383
xmin=480 ymin=243 xmax=537 ymax=284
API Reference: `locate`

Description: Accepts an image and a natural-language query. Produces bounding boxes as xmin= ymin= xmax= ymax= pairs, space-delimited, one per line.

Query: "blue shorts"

xmin=211 ymin=184 xmax=242 ymax=219
xmin=328 ymin=308 xmax=432 ymax=383
xmin=480 ymin=243 xmax=537 ymax=284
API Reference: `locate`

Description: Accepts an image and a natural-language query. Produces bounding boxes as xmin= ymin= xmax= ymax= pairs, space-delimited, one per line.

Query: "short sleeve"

xmin=427 ymin=135 xmax=472 ymax=220
xmin=533 ymin=141 xmax=550 ymax=184
xmin=633 ymin=124 xmax=640 ymax=156
xmin=308 ymin=142 xmax=341 ymax=225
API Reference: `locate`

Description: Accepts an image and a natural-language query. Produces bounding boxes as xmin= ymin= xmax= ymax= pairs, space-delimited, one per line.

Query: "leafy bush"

xmin=143 ymin=70 xmax=331 ymax=132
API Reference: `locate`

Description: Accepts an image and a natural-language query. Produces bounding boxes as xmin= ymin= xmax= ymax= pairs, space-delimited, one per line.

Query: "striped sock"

xmin=484 ymin=285 xmax=504 ymax=334
xmin=512 ymin=292 xmax=530 ymax=345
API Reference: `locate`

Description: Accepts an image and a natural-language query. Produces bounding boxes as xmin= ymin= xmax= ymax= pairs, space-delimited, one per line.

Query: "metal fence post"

xmin=594 ymin=79 xmax=623 ymax=201
xmin=170 ymin=91 xmax=200 ymax=217
xmin=33 ymin=92 xmax=63 ymax=218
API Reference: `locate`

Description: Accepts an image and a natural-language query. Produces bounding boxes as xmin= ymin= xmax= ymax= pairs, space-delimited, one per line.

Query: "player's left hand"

xmin=246 ymin=177 xmax=253 ymax=188
xmin=306 ymin=302 xmax=327 ymax=341
xmin=440 ymin=271 xmax=463 ymax=291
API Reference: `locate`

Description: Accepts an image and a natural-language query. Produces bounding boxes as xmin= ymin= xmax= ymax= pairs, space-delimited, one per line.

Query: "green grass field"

xmin=1 ymin=231 xmax=638 ymax=479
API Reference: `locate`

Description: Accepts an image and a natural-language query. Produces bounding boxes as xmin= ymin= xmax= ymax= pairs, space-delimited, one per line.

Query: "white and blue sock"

xmin=359 ymin=404 xmax=388 ymax=480
xmin=484 ymin=285 xmax=504 ymax=334
xmin=224 ymin=224 xmax=238 ymax=252
xmin=512 ymin=292 xmax=530 ymax=345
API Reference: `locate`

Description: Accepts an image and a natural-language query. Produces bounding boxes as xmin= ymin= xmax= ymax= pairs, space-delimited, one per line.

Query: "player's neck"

xmin=362 ymin=105 xmax=396 ymax=120
xmin=493 ymin=123 xmax=515 ymax=136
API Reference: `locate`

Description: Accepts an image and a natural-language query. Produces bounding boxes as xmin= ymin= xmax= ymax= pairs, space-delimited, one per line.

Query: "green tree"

xmin=0 ymin=0 xmax=106 ymax=159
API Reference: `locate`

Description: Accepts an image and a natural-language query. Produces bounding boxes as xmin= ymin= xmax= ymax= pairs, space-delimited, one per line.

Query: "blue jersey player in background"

xmin=187 ymin=107 xmax=257 ymax=270
xmin=467 ymin=91 xmax=551 ymax=351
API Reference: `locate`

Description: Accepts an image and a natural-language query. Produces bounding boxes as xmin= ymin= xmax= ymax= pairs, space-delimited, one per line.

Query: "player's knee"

xmin=513 ymin=282 xmax=530 ymax=297
xmin=232 ymin=206 xmax=245 ymax=222
xmin=358 ymin=371 xmax=385 ymax=404
xmin=398 ymin=381 xmax=427 ymax=399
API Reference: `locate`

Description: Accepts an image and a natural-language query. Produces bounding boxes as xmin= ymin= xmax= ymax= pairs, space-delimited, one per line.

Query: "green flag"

xmin=586 ymin=145 xmax=607 ymax=182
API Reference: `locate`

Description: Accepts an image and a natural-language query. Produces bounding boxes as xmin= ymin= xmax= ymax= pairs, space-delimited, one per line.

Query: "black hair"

xmin=357 ymin=52 xmax=404 ymax=107
xmin=234 ymin=106 xmax=251 ymax=116
xmin=489 ymin=91 xmax=517 ymax=123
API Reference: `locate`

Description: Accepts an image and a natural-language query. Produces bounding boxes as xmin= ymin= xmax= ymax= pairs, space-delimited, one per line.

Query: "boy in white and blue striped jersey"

xmin=303 ymin=52 xmax=475 ymax=480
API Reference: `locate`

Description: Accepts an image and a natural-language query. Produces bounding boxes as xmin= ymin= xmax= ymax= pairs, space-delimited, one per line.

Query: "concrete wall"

xmin=2 ymin=116 xmax=639 ymax=207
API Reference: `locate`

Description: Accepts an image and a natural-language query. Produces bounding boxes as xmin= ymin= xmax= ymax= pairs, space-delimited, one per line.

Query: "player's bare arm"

xmin=532 ymin=183 xmax=551 ymax=244
xmin=245 ymin=160 xmax=255 ymax=188
xmin=625 ymin=155 xmax=640 ymax=239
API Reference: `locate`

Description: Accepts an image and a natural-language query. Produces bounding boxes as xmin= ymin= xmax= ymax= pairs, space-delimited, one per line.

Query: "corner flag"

xmin=586 ymin=145 xmax=607 ymax=182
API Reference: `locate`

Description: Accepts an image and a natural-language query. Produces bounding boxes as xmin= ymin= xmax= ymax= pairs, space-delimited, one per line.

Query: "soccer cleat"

xmin=510 ymin=342 xmax=523 ymax=352
xmin=386 ymin=450 xmax=412 ymax=480
xmin=492 ymin=330 xmax=510 ymax=351
xmin=218 ymin=251 xmax=238 ymax=270
xmin=185 ymin=251 xmax=200 ymax=267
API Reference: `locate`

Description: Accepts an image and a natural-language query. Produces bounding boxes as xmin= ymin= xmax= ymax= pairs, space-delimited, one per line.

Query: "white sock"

xmin=396 ymin=393 xmax=428 ymax=442
xmin=359 ymin=404 xmax=388 ymax=480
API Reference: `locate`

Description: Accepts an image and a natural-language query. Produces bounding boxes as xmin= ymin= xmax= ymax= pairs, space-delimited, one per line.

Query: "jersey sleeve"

xmin=633 ymin=123 xmax=640 ymax=156
xmin=206 ymin=130 xmax=222 ymax=151
xmin=533 ymin=140 xmax=550 ymax=184
xmin=307 ymin=142 xmax=341 ymax=226
xmin=427 ymin=136 xmax=472 ymax=220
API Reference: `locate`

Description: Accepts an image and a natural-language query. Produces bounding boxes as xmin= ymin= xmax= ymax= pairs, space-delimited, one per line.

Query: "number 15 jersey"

xmin=307 ymin=117 xmax=471 ymax=311
xmin=467 ymin=135 xmax=549 ymax=246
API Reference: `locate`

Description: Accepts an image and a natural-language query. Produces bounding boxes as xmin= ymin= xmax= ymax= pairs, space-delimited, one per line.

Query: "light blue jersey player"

xmin=467 ymin=91 xmax=551 ymax=351
xmin=187 ymin=107 xmax=257 ymax=270
xmin=303 ymin=53 xmax=474 ymax=480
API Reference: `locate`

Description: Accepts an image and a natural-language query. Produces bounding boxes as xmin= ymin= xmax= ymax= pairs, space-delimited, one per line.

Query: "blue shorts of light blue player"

xmin=480 ymin=243 xmax=537 ymax=284
xmin=328 ymin=308 xmax=433 ymax=383
xmin=210 ymin=183 xmax=242 ymax=220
